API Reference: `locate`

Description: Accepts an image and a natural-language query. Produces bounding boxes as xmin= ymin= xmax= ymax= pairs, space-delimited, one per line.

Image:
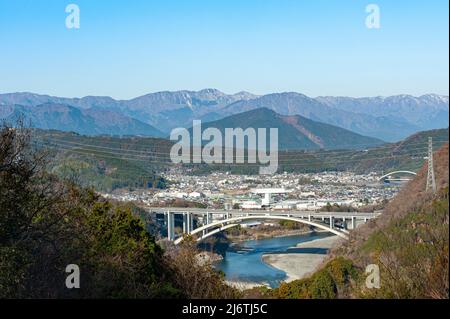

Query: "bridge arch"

xmin=174 ymin=215 xmax=349 ymax=245
xmin=379 ymin=170 xmax=417 ymax=181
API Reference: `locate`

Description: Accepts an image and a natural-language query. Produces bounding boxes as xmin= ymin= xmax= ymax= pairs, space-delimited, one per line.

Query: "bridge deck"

xmin=145 ymin=207 xmax=379 ymax=219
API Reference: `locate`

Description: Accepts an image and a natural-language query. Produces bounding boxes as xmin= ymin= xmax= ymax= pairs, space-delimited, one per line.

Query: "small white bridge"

xmin=146 ymin=208 xmax=381 ymax=244
xmin=379 ymin=170 xmax=417 ymax=181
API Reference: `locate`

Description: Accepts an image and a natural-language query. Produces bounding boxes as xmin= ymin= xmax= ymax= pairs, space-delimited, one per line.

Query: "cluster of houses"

xmin=101 ymin=171 xmax=401 ymax=212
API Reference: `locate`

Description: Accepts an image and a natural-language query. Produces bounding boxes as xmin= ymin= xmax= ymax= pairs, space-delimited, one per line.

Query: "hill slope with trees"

xmin=0 ymin=121 xmax=238 ymax=298
xmin=248 ymin=143 xmax=449 ymax=299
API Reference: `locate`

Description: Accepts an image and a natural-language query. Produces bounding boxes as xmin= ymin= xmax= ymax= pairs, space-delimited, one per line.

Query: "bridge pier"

xmin=206 ymin=212 xmax=213 ymax=225
xmin=189 ymin=213 xmax=194 ymax=232
xmin=329 ymin=216 xmax=334 ymax=229
xmin=182 ymin=213 xmax=187 ymax=233
xmin=202 ymin=212 xmax=213 ymax=237
xmin=182 ymin=212 xmax=194 ymax=234
xmin=342 ymin=218 xmax=347 ymax=230
xmin=166 ymin=211 xmax=175 ymax=241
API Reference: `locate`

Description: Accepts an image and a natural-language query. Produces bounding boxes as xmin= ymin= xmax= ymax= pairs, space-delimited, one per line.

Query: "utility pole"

xmin=426 ymin=137 xmax=436 ymax=193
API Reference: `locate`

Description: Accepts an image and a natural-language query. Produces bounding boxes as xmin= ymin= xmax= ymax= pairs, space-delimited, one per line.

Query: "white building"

xmin=241 ymin=200 xmax=262 ymax=209
xmin=273 ymin=200 xmax=299 ymax=210
xmin=188 ymin=191 xmax=202 ymax=198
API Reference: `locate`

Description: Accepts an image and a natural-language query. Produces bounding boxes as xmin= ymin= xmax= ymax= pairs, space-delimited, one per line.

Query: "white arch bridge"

xmin=146 ymin=208 xmax=381 ymax=244
xmin=379 ymin=170 xmax=417 ymax=181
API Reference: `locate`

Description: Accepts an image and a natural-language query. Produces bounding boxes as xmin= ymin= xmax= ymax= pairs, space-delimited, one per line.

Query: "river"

xmin=215 ymin=232 xmax=333 ymax=288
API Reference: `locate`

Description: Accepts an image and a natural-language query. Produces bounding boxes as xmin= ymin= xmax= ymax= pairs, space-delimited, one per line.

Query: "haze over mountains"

xmin=0 ymin=89 xmax=448 ymax=144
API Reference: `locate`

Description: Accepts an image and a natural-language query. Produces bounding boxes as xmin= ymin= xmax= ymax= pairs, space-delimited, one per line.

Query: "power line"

xmin=33 ymin=141 xmax=428 ymax=169
xmin=32 ymin=140 xmax=431 ymax=167
xmin=32 ymin=138 xmax=431 ymax=163
xmin=32 ymin=136 xmax=448 ymax=161
xmin=32 ymin=139 xmax=428 ymax=164
xmin=36 ymin=134 xmax=449 ymax=157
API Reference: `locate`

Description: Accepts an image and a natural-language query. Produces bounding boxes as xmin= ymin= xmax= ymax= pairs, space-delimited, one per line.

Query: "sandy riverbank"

xmin=261 ymin=235 xmax=341 ymax=282
xmin=225 ymin=280 xmax=270 ymax=290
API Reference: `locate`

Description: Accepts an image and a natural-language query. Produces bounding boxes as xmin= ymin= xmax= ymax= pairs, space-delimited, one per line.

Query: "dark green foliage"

xmin=1 ymin=121 xmax=241 ymax=298
xmin=77 ymin=201 xmax=180 ymax=298
xmin=278 ymin=220 xmax=303 ymax=230
xmin=271 ymin=257 xmax=360 ymax=299
xmin=0 ymin=123 xmax=174 ymax=298
xmin=308 ymin=270 xmax=336 ymax=298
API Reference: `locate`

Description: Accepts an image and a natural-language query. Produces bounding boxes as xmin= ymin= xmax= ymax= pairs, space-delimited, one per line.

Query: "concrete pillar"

xmin=308 ymin=215 xmax=311 ymax=222
xmin=351 ymin=216 xmax=355 ymax=230
xmin=182 ymin=212 xmax=193 ymax=234
xmin=164 ymin=212 xmax=168 ymax=230
xmin=182 ymin=213 xmax=187 ymax=234
xmin=329 ymin=216 xmax=334 ymax=229
xmin=188 ymin=213 xmax=193 ymax=233
xmin=167 ymin=211 xmax=175 ymax=241
xmin=207 ymin=212 xmax=213 ymax=225
xmin=202 ymin=213 xmax=211 ymax=238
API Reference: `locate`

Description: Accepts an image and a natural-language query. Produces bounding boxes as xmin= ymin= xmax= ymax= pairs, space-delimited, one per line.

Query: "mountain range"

xmin=0 ymin=89 xmax=448 ymax=143
xmin=0 ymin=103 xmax=164 ymax=137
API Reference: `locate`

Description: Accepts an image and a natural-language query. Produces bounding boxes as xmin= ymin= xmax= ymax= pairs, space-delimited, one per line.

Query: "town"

xmin=100 ymin=171 xmax=401 ymax=212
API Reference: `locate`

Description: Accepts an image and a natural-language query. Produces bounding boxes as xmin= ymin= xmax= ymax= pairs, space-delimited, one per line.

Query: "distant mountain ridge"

xmin=220 ymin=92 xmax=425 ymax=141
xmin=316 ymin=94 xmax=449 ymax=131
xmin=0 ymin=103 xmax=164 ymax=137
xmin=189 ymin=108 xmax=384 ymax=150
xmin=1 ymin=90 xmax=448 ymax=141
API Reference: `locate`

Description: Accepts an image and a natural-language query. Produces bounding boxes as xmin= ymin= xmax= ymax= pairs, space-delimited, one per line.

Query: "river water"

xmin=215 ymin=232 xmax=332 ymax=288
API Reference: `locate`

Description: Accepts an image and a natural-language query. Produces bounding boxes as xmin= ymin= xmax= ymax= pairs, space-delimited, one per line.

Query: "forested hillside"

xmin=248 ymin=143 xmax=449 ymax=299
xmin=0 ymin=122 xmax=238 ymax=298
xmin=335 ymin=142 xmax=449 ymax=298
xmin=29 ymin=128 xmax=448 ymax=188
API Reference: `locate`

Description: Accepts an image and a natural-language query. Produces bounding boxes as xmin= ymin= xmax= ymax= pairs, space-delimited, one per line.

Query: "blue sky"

xmin=0 ymin=0 xmax=448 ymax=99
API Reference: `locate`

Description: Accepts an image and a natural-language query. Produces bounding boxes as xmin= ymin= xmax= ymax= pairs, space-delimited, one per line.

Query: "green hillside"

xmin=32 ymin=130 xmax=173 ymax=192
xmin=193 ymin=128 xmax=449 ymax=175
xmin=30 ymin=127 xmax=449 ymax=188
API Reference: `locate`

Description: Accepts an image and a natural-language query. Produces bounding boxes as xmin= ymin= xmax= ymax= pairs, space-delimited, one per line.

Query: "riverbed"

xmin=215 ymin=232 xmax=338 ymax=288
xmin=262 ymin=235 xmax=340 ymax=282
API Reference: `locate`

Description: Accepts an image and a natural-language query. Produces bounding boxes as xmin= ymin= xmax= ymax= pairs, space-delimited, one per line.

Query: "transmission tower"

xmin=426 ymin=137 xmax=436 ymax=193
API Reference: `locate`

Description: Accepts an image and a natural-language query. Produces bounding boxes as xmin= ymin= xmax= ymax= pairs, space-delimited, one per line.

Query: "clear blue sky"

xmin=0 ymin=0 xmax=448 ymax=99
